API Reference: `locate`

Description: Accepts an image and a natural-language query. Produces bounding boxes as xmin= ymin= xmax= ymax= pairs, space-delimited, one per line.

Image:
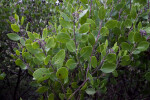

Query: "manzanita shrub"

xmin=7 ymin=0 xmax=150 ymax=99
xmin=0 ymin=0 xmax=61 ymax=99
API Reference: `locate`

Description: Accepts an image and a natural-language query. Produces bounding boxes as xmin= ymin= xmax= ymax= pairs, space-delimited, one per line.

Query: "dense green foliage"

xmin=1 ymin=0 xmax=150 ymax=100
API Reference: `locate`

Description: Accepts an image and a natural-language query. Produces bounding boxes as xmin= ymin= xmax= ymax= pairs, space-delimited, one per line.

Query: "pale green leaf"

xmin=11 ymin=24 xmax=20 ymax=32
xmin=7 ymin=33 xmax=20 ymax=41
xmin=33 ymin=68 xmax=51 ymax=82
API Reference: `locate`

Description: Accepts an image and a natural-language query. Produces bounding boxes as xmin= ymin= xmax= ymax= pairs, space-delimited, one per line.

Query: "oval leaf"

xmin=66 ymin=40 xmax=76 ymax=52
xmin=7 ymin=33 xmax=20 ymax=41
xmin=79 ymin=23 xmax=90 ymax=33
xmin=11 ymin=24 xmax=20 ymax=32
xmin=80 ymin=46 xmax=92 ymax=60
xmin=105 ymin=20 xmax=118 ymax=29
xmin=33 ymin=68 xmax=51 ymax=82
xmin=66 ymin=59 xmax=76 ymax=69
xmin=137 ymin=41 xmax=149 ymax=51
xmin=52 ymin=49 xmax=65 ymax=68
xmin=101 ymin=62 xmax=116 ymax=73
xmin=99 ymin=6 xmax=106 ymax=20
xmin=57 ymin=33 xmax=70 ymax=43
xmin=85 ymin=88 xmax=96 ymax=95
xmin=56 ymin=67 xmax=68 ymax=79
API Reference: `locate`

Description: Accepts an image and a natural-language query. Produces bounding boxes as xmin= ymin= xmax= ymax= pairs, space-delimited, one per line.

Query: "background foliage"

xmin=1 ymin=0 xmax=150 ymax=100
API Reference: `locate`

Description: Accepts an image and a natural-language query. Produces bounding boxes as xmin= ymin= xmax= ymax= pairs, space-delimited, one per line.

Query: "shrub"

xmin=6 ymin=0 xmax=150 ymax=100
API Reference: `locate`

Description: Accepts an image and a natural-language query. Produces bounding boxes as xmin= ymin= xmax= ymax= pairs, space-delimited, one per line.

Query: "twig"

xmin=86 ymin=20 xmax=103 ymax=78
xmin=89 ymin=0 xmax=92 ymax=18
xmin=148 ymin=0 xmax=149 ymax=9
xmin=68 ymin=78 xmax=89 ymax=100
xmin=92 ymin=56 xmax=105 ymax=75
xmin=73 ymin=16 xmax=77 ymax=52
xmin=130 ymin=0 xmax=131 ymax=10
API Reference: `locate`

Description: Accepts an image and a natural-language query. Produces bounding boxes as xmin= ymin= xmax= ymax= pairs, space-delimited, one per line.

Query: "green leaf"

xmin=107 ymin=0 xmax=112 ymax=4
xmin=52 ymin=49 xmax=65 ymax=68
xmin=14 ymin=14 xmax=19 ymax=23
xmin=145 ymin=72 xmax=150 ymax=81
xmin=42 ymin=28 xmax=48 ymax=40
xmin=112 ymin=42 xmax=119 ymax=53
xmin=44 ymin=55 xmax=51 ymax=65
xmin=105 ymin=20 xmax=118 ymax=29
xmin=57 ymin=33 xmax=70 ymax=43
xmin=15 ymin=59 xmax=27 ymax=69
xmin=134 ymin=0 xmax=147 ymax=5
xmin=101 ymin=27 xmax=109 ymax=36
xmin=121 ymin=42 xmax=130 ymax=50
xmin=36 ymin=86 xmax=48 ymax=93
xmin=21 ymin=16 xmax=25 ymax=25
xmin=105 ymin=39 xmax=108 ymax=48
xmin=128 ymin=32 xmax=135 ymax=43
xmin=132 ymin=49 xmax=141 ymax=55
xmin=11 ymin=24 xmax=20 ymax=32
xmin=112 ymin=70 xmax=118 ymax=77
xmin=120 ymin=55 xmax=131 ymax=66
xmin=45 ymin=37 xmax=56 ymax=50
xmin=59 ymin=93 xmax=65 ymax=100
xmin=87 ymin=73 xmax=94 ymax=85
xmin=131 ymin=7 xmax=137 ymax=19
xmin=60 ymin=12 xmax=71 ymax=21
xmin=25 ymin=44 xmax=41 ymax=54
xmin=86 ymin=18 xmax=96 ymax=29
xmin=134 ymin=32 xmax=141 ymax=42
xmin=85 ymin=88 xmax=96 ymax=95
xmin=16 ymin=50 xmax=20 ymax=56
xmin=59 ymin=18 xmax=71 ymax=29
xmin=137 ymin=41 xmax=149 ymax=51
xmin=88 ymin=33 xmax=95 ymax=46
xmin=80 ymin=46 xmax=92 ymax=60
xmin=71 ymin=82 xmax=78 ymax=89
xmin=35 ymin=53 xmax=46 ymax=61
xmin=22 ymin=52 xmax=32 ymax=60
xmin=7 ymin=33 xmax=20 ymax=41
xmin=80 ymin=0 xmax=88 ymax=4
xmin=124 ymin=19 xmax=132 ymax=28
xmin=81 ymin=34 xmax=88 ymax=42
xmin=56 ymin=67 xmax=68 ymax=79
xmin=101 ymin=62 xmax=116 ymax=73
xmin=32 ymin=42 xmax=40 ymax=49
xmin=99 ymin=6 xmax=106 ymax=20
xmin=79 ymin=23 xmax=90 ymax=33
xmin=66 ymin=40 xmax=76 ymax=52
xmin=33 ymin=68 xmax=51 ymax=82
xmin=48 ymin=93 xmax=54 ymax=100
xmin=79 ymin=9 xmax=88 ymax=19
xmin=81 ymin=83 xmax=87 ymax=90
xmin=20 ymin=38 xmax=25 ymax=46
xmin=105 ymin=53 xmax=116 ymax=63
xmin=27 ymin=31 xmax=36 ymax=41
xmin=138 ymin=22 xmax=142 ymax=30
xmin=66 ymin=59 xmax=76 ymax=69
xmin=91 ymin=56 xmax=97 ymax=68
xmin=0 ymin=73 xmax=6 ymax=80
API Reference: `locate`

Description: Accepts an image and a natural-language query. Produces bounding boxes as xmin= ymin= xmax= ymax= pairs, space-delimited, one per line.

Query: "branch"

xmin=92 ymin=55 xmax=105 ymax=75
xmin=73 ymin=16 xmax=77 ymax=52
xmin=68 ymin=78 xmax=89 ymax=100
xmin=89 ymin=0 xmax=93 ymax=18
xmin=86 ymin=20 xmax=103 ymax=78
xmin=148 ymin=0 xmax=149 ymax=9
xmin=130 ymin=0 xmax=131 ymax=10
